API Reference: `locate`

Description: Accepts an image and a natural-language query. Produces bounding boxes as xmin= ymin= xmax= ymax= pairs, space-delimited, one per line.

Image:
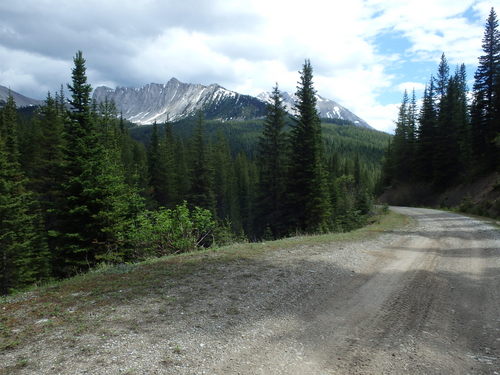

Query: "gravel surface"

xmin=1 ymin=207 xmax=499 ymax=374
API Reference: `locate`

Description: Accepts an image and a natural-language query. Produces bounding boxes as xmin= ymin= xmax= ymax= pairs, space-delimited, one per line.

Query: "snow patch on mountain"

xmin=257 ymin=91 xmax=371 ymax=128
xmin=93 ymin=78 xmax=370 ymax=128
xmin=93 ymin=78 xmax=265 ymax=124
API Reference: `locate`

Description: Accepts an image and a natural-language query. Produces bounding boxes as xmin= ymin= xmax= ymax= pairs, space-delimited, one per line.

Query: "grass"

xmin=0 ymin=209 xmax=409 ymax=354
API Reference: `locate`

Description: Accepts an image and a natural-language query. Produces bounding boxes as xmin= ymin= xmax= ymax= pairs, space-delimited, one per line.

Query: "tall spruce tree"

xmin=391 ymin=91 xmax=412 ymax=182
xmin=287 ymin=60 xmax=331 ymax=233
xmin=407 ymin=89 xmax=417 ymax=179
xmin=434 ymin=72 xmax=463 ymax=188
xmin=416 ymin=79 xmax=438 ymax=181
xmin=256 ymin=84 xmax=288 ymax=237
xmin=471 ymin=7 xmax=500 ymax=172
xmin=58 ymin=51 xmax=143 ymax=274
xmin=436 ymin=53 xmax=450 ymax=99
xmin=455 ymin=64 xmax=472 ymax=172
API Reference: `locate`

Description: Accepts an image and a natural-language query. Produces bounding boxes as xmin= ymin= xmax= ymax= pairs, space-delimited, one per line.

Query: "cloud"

xmin=0 ymin=0 xmax=491 ymax=132
xmin=366 ymin=0 xmax=490 ymax=64
xmin=0 ymin=46 xmax=71 ymax=98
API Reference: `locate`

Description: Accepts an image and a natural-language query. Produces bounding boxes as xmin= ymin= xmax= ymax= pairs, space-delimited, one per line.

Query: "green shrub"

xmin=123 ymin=202 xmax=216 ymax=258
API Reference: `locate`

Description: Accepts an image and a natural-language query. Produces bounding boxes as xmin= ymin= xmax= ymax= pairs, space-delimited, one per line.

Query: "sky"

xmin=0 ymin=0 xmax=495 ymax=133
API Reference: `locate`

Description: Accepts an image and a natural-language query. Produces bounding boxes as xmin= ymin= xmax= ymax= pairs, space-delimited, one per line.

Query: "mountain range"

xmin=93 ymin=78 xmax=372 ymax=128
xmin=92 ymin=78 xmax=266 ymax=124
xmin=0 ymin=85 xmax=43 ymax=107
xmin=1 ymin=79 xmax=371 ymax=129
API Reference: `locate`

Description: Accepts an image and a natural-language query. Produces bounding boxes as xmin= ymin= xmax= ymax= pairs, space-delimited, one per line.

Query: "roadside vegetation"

xmin=380 ymin=8 xmax=500 ymax=220
xmin=0 ymin=207 xmax=408 ymax=355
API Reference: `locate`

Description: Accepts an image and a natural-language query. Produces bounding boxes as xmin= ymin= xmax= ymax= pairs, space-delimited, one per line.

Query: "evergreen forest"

xmin=0 ymin=53 xmax=387 ymax=294
xmin=381 ymin=8 xmax=500 ymax=215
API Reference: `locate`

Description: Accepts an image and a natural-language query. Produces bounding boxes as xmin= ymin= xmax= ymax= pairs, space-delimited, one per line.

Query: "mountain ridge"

xmin=0 ymin=85 xmax=43 ymax=108
xmin=93 ymin=78 xmax=372 ymax=128
xmin=93 ymin=78 xmax=267 ymax=124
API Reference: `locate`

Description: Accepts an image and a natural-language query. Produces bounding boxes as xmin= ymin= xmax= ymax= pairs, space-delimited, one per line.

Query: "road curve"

xmin=212 ymin=207 xmax=500 ymax=374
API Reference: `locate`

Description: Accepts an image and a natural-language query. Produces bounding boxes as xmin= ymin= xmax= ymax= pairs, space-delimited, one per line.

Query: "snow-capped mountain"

xmin=257 ymin=91 xmax=372 ymax=129
xmin=0 ymin=85 xmax=43 ymax=108
xmin=92 ymin=78 xmax=266 ymax=124
xmin=93 ymin=78 xmax=372 ymax=129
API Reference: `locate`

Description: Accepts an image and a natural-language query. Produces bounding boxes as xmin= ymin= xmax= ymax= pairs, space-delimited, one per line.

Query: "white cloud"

xmin=0 ymin=0 xmax=491 ymax=132
xmin=366 ymin=0 xmax=490 ymax=64
xmin=362 ymin=103 xmax=401 ymax=134
xmin=0 ymin=46 xmax=71 ymax=98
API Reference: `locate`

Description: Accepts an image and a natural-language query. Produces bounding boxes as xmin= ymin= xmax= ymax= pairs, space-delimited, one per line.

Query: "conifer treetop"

xmin=67 ymin=51 xmax=92 ymax=114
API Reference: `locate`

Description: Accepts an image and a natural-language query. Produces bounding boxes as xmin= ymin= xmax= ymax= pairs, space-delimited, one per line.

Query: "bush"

xmin=123 ymin=202 xmax=216 ymax=258
xmin=211 ymin=219 xmax=242 ymax=247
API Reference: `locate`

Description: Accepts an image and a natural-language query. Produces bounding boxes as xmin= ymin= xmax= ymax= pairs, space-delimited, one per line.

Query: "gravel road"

xmin=2 ymin=207 xmax=500 ymax=374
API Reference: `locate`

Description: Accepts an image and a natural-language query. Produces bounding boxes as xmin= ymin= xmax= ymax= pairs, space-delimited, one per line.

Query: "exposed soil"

xmin=1 ymin=207 xmax=499 ymax=374
xmin=380 ymin=172 xmax=500 ymax=218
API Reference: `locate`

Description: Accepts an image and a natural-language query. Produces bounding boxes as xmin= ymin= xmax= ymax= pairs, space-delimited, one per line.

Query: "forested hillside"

xmin=380 ymin=8 xmax=500 ymax=218
xmin=0 ymin=53 xmax=387 ymax=294
xmin=128 ymin=118 xmax=389 ymax=186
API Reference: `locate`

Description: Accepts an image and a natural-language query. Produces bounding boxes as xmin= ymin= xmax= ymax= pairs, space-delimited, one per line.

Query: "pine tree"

xmin=96 ymin=97 xmax=119 ymax=149
xmin=174 ymin=138 xmax=190 ymax=203
xmin=455 ymin=64 xmax=472 ymax=172
xmin=471 ymin=7 xmax=500 ymax=172
xmin=235 ymin=152 xmax=257 ymax=237
xmin=380 ymin=139 xmax=395 ymax=188
xmin=391 ymin=91 xmax=411 ymax=182
xmin=115 ymin=115 xmax=149 ymax=197
xmin=287 ymin=60 xmax=331 ymax=233
xmin=57 ymin=51 xmax=143 ymax=274
xmin=0 ymin=96 xmax=50 ymax=293
xmin=434 ymin=73 xmax=463 ymax=188
xmin=416 ymin=79 xmax=438 ymax=181
xmin=30 ymin=93 xmax=66 ymax=263
xmin=131 ymin=141 xmax=149 ymax=195
xmin=147 ymin=122 xmax=169 ymax=206
xmin=407 ymin=89 xmax=418 ymax=178
xmin=212 ymin=132 xmax=240 ymax=230
xmin=352 ymin=153 xmax=361 ymax=187
xmin=436 ymin=53 xmax=450 ymax=100
xmin=162 ymin=121 xmax=178 ymax=206
xmin=188 ymin=113 xmax=215 ymax=212
xmin=0 ymin=94 xmax=20 ymax=163
xmin=256 ymin=84 xmax=288 ymax=237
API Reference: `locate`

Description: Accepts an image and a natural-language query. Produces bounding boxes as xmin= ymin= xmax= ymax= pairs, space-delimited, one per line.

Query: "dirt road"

xmin=205 ymin=207 xmax=500 ymax=375
xmin=2 ymin=207 xmax=499 ymax=374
